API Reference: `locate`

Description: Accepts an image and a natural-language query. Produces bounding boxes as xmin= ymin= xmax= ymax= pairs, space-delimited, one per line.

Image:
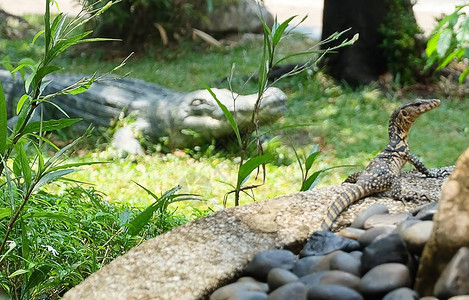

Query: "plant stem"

xmin=0 ymin=182 xmax=35 ymax=254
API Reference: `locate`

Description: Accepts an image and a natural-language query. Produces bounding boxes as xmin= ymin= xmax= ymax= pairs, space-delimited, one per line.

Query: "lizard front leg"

xmin=405 ymin=151 xmax=449 ymax=178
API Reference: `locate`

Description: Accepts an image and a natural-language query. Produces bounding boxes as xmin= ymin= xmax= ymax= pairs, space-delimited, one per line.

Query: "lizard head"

xmin=388 ymin=99 xmax=440 ymax=145
xmin=391 ymin=98 xmax=440 ymax=131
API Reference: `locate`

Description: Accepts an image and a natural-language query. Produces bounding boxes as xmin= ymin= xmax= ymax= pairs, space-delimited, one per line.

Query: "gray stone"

xmin=299 ymin=271 xmax=328 ymax=287
xmin=420 ymin=297 xmax=439 ymax=300
xmin=358 ymin=226 xmax=395 ymax=247
xmin=266 ymin=282 xmax=307 ymax=300
xmin=402 ymin=221 xmax=433 ymax=255
xmin=434 ymin=247 xmax=469 ymax=299
xmin=210 ymin=282 xmax=268 ymax=300
xmin=319 ymin=270 xmax=361 ymax=290
xmin=360 ymin=263 xmax=411 ymax=298
xmin=309 ymin=252 xmax=336 ymax=273
xmin=361 ymin=234 xmax=409 ymax=274
xmin=245 ymin=249 xmax=297 ymax=281
xmin=307 ymin=284 xmax=364 ymax=300
xmin=363 ymin=212 xmax=412 ymax=229
xmin=329 ymin=251 xmax=361 ymax=276
xmin=349 ymin=251 xmax=363 ymax=260
xmin=199 ymin=0 xmax=274 ymax=34
xmin=396 ymin=219 xmax=422 ymax=237
xmin=227 ymin=291 xmax=268 ymax=300
xmin=300 ymin=231 xmax=360 ymax=257
xmin=237 ymin=277 xmax=265 ymax=284
xmin=337 ymin=227 xmax=365 ymax=240
xmin=293 ymin=256 xmax=324 ymax=277
xmin=413 ymin=201 xmax=438 ymax=220
xmin=382 ymin=287 xmax=419 ymax=300
xmin=267 ymin=268 xmax=299 ymax=291
xmin=351 ymin=203 xmax=389 ymax=229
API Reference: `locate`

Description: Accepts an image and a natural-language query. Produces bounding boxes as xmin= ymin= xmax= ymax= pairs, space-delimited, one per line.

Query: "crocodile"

xmin=320 ymin=98 xmax=445 ymax=231
xmin=0 ymin=69 xmax=286 ymax=149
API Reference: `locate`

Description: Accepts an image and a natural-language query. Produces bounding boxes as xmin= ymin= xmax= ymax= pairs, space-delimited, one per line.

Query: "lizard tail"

xmin=320 ymin=184 xmax=367 ymax=231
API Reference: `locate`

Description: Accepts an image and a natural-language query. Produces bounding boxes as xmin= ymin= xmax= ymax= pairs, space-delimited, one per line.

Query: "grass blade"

xmin=205 ymin=86 xmax=242 ymax=147
xmin=237 ymin=154 xmax=272 ymax=189
xmin=33 ymin=169 xmax=77 ymax=192
xmin=0 ymin=82 xmax=6 ymax=156
xmin=23 ymin=118 xmax=82 ymax=134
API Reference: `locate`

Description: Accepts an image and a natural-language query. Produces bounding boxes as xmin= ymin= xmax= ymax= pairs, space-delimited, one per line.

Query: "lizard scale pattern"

xmin=320 ymin=99 xmax=442 ymax=231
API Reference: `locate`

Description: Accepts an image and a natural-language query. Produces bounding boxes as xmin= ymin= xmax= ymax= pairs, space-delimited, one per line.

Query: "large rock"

xmin=62 ymin=169 xmax=450 ymax=299
xmin=199 ymin=0 xmax=274 ymax=34
xmin=415 ymin=148 xmax=469 ymax=296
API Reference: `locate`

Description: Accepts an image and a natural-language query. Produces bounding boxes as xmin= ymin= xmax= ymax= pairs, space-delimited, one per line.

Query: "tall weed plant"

xmin=0 ymin=1 xmax=118 ymax=298
xmin=0 ymin=1 xmax=197 ymax=298
xmin=210 ymin=15 xmax=358 ymax=206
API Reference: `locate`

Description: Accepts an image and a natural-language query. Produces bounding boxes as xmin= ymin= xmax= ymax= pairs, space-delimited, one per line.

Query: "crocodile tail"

xmin=320 ymin=184 xmax=368 ymax=231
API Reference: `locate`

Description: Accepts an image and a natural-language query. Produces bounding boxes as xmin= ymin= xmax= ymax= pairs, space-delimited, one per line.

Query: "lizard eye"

xmin=191 ymin=99 xmax=206 ymax=106
xmin=401 ymin=110 xmax=408 ymax=117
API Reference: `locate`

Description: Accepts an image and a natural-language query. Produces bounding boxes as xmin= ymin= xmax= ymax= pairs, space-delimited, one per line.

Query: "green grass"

xmin=2 ymin=18 xmax=468 ymax=212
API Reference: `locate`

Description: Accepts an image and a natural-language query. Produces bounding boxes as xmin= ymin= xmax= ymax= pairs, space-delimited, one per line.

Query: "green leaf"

xmin=23 ymin=265 xmax=53 ymax=294
xmin=15 ymin=143 xmax=32 ymax=188
xmin=60 ymin=75 xmax=95 ymax=95
xmin=16 ymin=94 xmax=32 ymax=115
xmin=23 ymin=118 xmax=82 ymax=134
xmin=426 ymin=31 xmax=441 ymax=57
xmin=48 ymin=161 xmax=108 ymax=172
xmin=46 ymin=31 xmax=93 ymax=64
xmin=10 ymin=58 xmax=36 ymax=74
xmin=50 ymin=13 xmax=66 ymax=41
xmin=127 ymin=184 xmax=181 ymax=236
xmin=9 ymin=269 xmax=29 ymax=278
xmin=459 ymin=67 xmax=469 ymax=83
xmin=32 ymin=29 xmax=45 ymax=45
xmin=0 ymin=207 xmax=11 ymax=220
xmin=20 ymin=219 xmax=30 ymax=262
xmin=205 ymin=86 xmax=242 ymax=147
xmin=437 ymin=48 xmax=465 ymax=70
xmin=23 ymin=211 xmax=77 ymax=223
xmin=304 ymin=145 xmax=320 ymax=173
xmin=24 ymin=70 xmax=36 ymax=93
xmin=237 ymin=154 xmax=273 ymax=189
xmin=437 ymin=29 xmax=453 ymax=57
xmin=43 ymin=134 xmax=86 ymax=170
xmin=272 ymin=16 xmax=296 ymax=46
xmin=33 ymin=169 xmax=77 ymax=192
xmin=433 ymin=7 xmax=464 ymax=32
xmin=126 ymin=201 xmax=158 ymax=237
xmin=33 ymin=65 xmax=61 ymax=89
xmin=456 ymin=15 xmax=469 ymax=43
xmin=0 ymin=82 xmax=7 ymax=156
xmin=300 ymin=165 xmax=354 ymax=191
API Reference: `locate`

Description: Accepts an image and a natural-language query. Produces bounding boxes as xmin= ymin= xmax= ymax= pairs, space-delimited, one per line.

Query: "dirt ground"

xmin=0 ymin=0 xmax=465 ymax=36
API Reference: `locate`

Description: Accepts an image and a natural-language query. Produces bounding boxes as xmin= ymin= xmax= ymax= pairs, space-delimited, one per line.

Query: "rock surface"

xmin=415 ymin=148 xmax=469 ymax=296
xmin=433 ymin=247 xmax=469 ymax=299
xmin=63 ymin=167 xmax=451 ymax=300
xmin=199 ymin=0 xmax=274 ymax=34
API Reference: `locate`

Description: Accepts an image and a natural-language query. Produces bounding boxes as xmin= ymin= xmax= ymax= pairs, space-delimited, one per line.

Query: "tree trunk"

xmin=320 ymin=0 xmax=419 ymax=85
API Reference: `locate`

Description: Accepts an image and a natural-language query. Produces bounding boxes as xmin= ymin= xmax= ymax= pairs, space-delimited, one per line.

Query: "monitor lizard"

xmin=320 ymin=98 xmax=446 ymax=231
